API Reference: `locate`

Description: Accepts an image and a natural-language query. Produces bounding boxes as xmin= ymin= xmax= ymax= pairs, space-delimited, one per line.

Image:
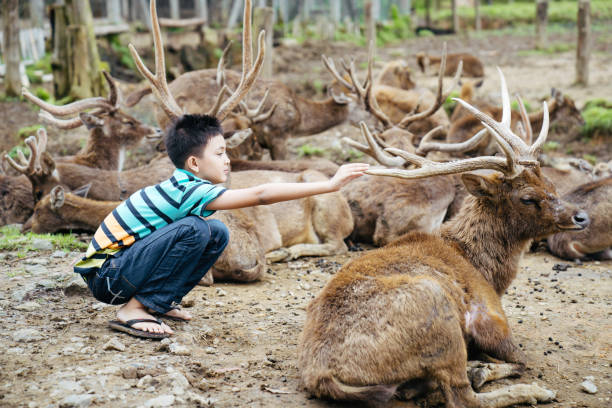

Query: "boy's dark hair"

xmin=165 ymin=114 xmax=223 ymax=169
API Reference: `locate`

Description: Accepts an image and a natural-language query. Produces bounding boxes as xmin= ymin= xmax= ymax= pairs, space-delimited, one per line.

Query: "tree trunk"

xmin=343 ymin=0 xmax=356 ymax=21
xmin=107 ymin=0 xmax=123 ymax=23
xmin=451 ymin=0 xmax=459 ymax=32
xmin=169 ymin=0 xmax=180 ymax=19
xmin=228 ymin=0 xmax=243 ymax=29
xmin=398 ymin=0 xmax=411 ymax=15
xmin=195 ymin=0 xmax=208 ymax=23
xmin=253 ymin=7 xmax=274 ymax=78
xmin=575 ymin=0 xmax=590 ymax=86
xmin=425 ymin=0 xmax=431 ymax=27
xmin=474 ymin=0 xmax=481 ymax=31
xmin=2 ymin=0 xmax=21 ymax=97
xmin=535 ymin=0 xmax=548 ymax=50
xmin=30 ymin=0 xmax=45 ymax=28
xmin=51 ymin=5 xmax=70 ymax=98
xmin=331 ymin=0 xmax=341 ymax=23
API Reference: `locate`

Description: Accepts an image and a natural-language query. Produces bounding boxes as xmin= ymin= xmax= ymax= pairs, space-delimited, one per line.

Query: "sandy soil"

xmin=1 ymin=29 xmax=611 ymax=408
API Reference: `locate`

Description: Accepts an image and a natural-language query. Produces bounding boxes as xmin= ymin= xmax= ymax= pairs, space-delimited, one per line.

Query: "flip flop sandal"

xmin=108 ymin=318 xmax=170 ymax=339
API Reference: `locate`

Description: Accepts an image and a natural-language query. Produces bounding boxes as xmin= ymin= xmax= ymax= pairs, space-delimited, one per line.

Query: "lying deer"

xmin=416 ymin=51 xmax=484 ymax=78
xmin=447 ymin=88 xmax=584 ymax=156
xmin=125 ymin=38 xmax=351 ymax=160
xmin=298 ymin=69 xmax=589 ymax=406
xmin=547 ymin=176 xmax=612 ymax=261
xmin=22 ymin=71 xmax=161 ymax=171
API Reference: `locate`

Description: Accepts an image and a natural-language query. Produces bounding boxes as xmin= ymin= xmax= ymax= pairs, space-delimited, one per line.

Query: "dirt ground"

xmin=1 ymin=29 xmax=611 ymax=407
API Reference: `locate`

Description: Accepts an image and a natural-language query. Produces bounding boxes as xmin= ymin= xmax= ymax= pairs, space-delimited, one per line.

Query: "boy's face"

xmin=185 ymin=134 xmax=230 ymax=184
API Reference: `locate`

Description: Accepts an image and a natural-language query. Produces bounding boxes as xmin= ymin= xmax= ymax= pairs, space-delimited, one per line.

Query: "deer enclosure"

xmin=0 ymin=1 xmax=611 ymax=407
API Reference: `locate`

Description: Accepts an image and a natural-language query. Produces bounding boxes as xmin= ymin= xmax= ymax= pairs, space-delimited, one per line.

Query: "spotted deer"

xmin=298 ymin=70 xmax=589 ymax=406
xmin=417 ymin=51 xmax=484 ymax=78
xmin=22 ymin=71 xmax=161 ymax=171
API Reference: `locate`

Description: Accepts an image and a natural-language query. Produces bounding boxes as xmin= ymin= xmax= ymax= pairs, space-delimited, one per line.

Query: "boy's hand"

xmin=329 ymin=163 xmax=370 ymax=191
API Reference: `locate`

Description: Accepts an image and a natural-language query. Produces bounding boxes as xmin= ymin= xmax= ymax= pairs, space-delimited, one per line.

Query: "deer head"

xmin=22 ymin=72 xmax=162 ymax=153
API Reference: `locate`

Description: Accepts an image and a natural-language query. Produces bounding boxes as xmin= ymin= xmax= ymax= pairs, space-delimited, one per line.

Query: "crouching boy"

xmin=74 ymin=114 xmax=368 ymax=339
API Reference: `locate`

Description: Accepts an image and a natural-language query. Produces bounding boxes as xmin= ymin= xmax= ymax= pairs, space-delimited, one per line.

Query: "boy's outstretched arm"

xmin=207 ymin=163 xmax=369 ymax=210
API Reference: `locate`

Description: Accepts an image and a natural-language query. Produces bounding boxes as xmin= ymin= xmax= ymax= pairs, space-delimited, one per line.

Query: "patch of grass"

xmin=582 ymin=154 xmax=598 ymax=166
xmin=510 ymin=100 xmax=533 ymax=113
xmin=517 ymin=43 xmax=574 ymax=56
xmin=542 ymin=141 xmax=560 ymax=152
xmin=444 ymin=91 xmax=460 ymax=116
xmin=17 ymin=124 xmax=44 ymax=140
xmin=346 ymin=149 xmax=364 ymax=162
xmin=25 ymin=53 xmax=52 ymax=84
xmin=297 ymin=144 xmax=325 ymax=157
xmin=0 ymin=225 xmax=88 ymax=252
xmin=581 ymin=99 xmax=612 ymax=138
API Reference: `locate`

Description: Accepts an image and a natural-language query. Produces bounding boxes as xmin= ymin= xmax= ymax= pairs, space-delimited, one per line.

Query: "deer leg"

xmin=283 ymin=241 xmax=347 ymax=260
xmin=265 ymin=248 xmax=290 ymax=263
xmin=467 ymin=361 xmax=524 ymax=390
xmin=473 ymin=383 xmax=556 ymax=407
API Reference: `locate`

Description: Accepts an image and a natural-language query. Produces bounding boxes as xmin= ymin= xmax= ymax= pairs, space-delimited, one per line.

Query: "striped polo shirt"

xmin=74 ymin=168 xmax=226 ymax=276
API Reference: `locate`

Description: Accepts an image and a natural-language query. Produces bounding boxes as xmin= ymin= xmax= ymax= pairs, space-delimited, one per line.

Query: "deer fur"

xmin=342 ymin=173 xmax=457 ymax=246
xmin=299 ymin=167 xmax=585 ymax=406
xmin=447 ymin=89 xmax=584 ymax=156
xmin=126 ymin=69 xmax=350 ymax=159
xmin=376 ymin=60 xmax=416 ymax=90
xmin=417 ymin=52 xmax=484 ymax=78
xmin=547 ymin=177 xmax=612 ymax=261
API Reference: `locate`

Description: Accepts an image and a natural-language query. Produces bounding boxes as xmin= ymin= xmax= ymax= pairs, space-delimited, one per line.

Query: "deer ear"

xmin=461 ymin=174 xmax=497 ymax=198
xmin=50 ymin=186 xmax=65 ymax=209
xmin=72 ymin=183 xmax=92 ymax=198
xmin=79 ymin=113 xmax=104 ymax=129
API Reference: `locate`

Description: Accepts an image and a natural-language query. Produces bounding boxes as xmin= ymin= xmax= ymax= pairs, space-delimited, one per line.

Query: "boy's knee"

xmin=207 ymin=219 xmax=230 ymax=246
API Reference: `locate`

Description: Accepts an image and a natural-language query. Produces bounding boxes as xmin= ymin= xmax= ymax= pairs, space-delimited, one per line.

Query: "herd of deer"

xmin=1 ymin=0 xmax=611 ymax=406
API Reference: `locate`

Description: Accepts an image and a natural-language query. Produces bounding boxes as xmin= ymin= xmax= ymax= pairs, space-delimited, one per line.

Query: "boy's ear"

xmin=461 ymin=173 xmax=498 ymax=198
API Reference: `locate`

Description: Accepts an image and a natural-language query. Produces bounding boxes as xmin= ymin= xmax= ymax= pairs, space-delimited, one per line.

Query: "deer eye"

xmin=520 ymin=197 xmax=538 ymax=206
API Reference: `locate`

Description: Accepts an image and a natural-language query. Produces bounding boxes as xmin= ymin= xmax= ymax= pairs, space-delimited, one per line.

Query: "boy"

xmin=74 ymin=114 xmax=368 ymax=339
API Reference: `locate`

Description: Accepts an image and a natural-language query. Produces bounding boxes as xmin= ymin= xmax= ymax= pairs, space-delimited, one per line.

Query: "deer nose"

xmin=572 ymin=211 xmax=590 ymax=229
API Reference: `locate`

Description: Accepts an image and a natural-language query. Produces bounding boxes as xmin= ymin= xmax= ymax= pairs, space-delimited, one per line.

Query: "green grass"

xmin=581 ymin=99 xmax=612 ymax=138
xmin=444 ymin=91 xmax=460 ymax=116
xmin=297 ymin=144 xmax=325 ymax=157
xmin=17 ymin=124 xmax=43 ymax=140
xmin=25 ymin=53 xmax=52 ymax=85
xmin=425 ymin=1 xmax=612 ymax=27
xmin=0 ymin=225 xmax=88 ymax=252
xmin=542 ymin=141 xmax=560 ymax=152
xmin=517 ymin=43 xmax=574 ymax=56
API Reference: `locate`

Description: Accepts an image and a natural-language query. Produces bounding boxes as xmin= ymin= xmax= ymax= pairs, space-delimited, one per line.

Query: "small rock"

xmin=168 ymin=371 xmax=190 ymax=389
xmin=552 ymin=263 xmax=570 ymax=272
xmin=37 ymin=279 xmax=58 ymax=289
xmin=64 ymin=276 xmax=89 ymax=296
xmin=137 ymin=375 xmax=157 ymax=389
xmin=157 ymin=337 xmax=172 ymax=351
xmin=121 ymin=366 xmax=138 ymax=379
xmin=205 ymin=346 xmax=217 ymax=354
xmin=24 ymin=264 xmax=49 ymax=275
xmin=103 ymin=338 xmax=126 ymax=352
xmin=580 ymin=380 xmax=598 ymax=394
xmin=216 ymin=288 xmax=227 ymax=297
xmin=12 ymin=328 xmax=44 ymax=342
xmin=186 ymin=392 xmax=215 ymax=407
xmin=299 ymin=282 xmax=311 ymax=291
xmin=144 ymin=394 xmax=175 ymax=408
xmin=32 ymin=238 xmax=54 ymax=251
xmin=52 ymin=250 xmax=68 ymax=258
xmin=169 ymin=342 xmax=190 ymax=356
xmin=59 ymin=394 xmax=94 ymax=408
xmin=14 ymin=301 xmax=41 ymax=311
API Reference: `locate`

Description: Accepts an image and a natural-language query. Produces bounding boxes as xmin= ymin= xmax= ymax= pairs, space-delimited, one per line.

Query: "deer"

xmin=21 ymin=71 xmax=161 ymax=172
xmin=447 ymin=88 xmax=584 ymax=156
xmin=547 ymin=176 xmax=612 ymax=261
xmin=125 ymin=35 xmax=351 ymax=161
xmin=376 ymin=60 xmax=416 ymax=90
xmin=416 ymin=51 xmax=484 ymax=78
xmin=298 ymin=69 xmax=589 ymax=406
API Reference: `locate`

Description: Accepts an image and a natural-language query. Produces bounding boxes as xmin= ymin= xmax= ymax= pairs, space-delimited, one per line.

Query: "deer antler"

xmin=4 ymin=128 xmax=48 ymax=176
xmin=236 ymin=89 xmax=277 ymax=123
xmin=361 ymin=68 xmax=549 ymax=180
xmin=209 ymin=0 xmax=266 ymax=121
xmin=129 ymin=0 xmax=184 ymax=122
xmin=22 ymin=71 xmax=120 ymax=130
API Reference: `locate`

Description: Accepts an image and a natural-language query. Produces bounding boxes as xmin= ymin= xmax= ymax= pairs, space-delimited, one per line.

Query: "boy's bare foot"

xmin=117 ymin=298 xmax=173 ymax=335
xmin=147 ymin=307 xmax=192 ymax=321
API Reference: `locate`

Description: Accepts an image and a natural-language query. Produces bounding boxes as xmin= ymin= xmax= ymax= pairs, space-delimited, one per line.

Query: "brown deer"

xmin=447 ymin=88 xmax=584 ymax=156
xmin=298 ymin=70 xmax=589 ymax=406
xmin=22 ymin=72 xmax=161 ymax=171
xmin=547 ymin=176 xmax=612 ymax=261
xmin=125 ymin=39 xmax=350 ymax=160
xmin=416 ymin=51 xmax=484 ymax=78
xmin=376 ymin=60 xmax=416 ymax=90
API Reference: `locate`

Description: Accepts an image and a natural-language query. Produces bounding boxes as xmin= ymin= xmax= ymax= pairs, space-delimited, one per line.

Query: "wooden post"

xmin=51 ymin=4 xmax=70 ymax=98
xmin=169 ymin=0 xmax=180 ymax=19
xmin=575 ymin=0 xmax=590 ymax=86
xmin=2 ymin=0 xmax=21 ymax=97
xmin=535 ymin=0 xmax=548 ymax=50
xmin=121 ymin=0 xmax=129 ymax=22
xmin=365 ymin=2 xmax=376 ymax=54
xmin=195 ymin=0 xmax=208 ymax=23
xmin=425 ymin=0 xmax=431 ymax=27
xmin=451 ymin=0 xmax=459 ymax=32
xmin=474 ymin=0 xmax=481 ymax=31
xmin=30 ymin=0 xmax=45 ymax=28
xmin=253 ymin=7 xmax=274 ymax=78
xmin=107 ymin=0 xmax=123 ymax=23
xmin=331 ymin=0 xmax=341 ymax=23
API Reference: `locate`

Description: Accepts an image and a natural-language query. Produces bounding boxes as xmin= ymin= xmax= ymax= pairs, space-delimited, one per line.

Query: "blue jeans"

xmin=88 ymin=216 xmax=229 ymax=313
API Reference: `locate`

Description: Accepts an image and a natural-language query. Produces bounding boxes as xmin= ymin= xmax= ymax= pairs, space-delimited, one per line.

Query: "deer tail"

xmin=125 ymin=87 xmax=153 ymax=107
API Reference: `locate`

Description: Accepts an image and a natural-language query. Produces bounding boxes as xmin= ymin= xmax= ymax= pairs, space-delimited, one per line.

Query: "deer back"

xmin=376 ymin=60 xmax=415 ymax=90
xmin=0 ymin=174 xmax=35 ymax=225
